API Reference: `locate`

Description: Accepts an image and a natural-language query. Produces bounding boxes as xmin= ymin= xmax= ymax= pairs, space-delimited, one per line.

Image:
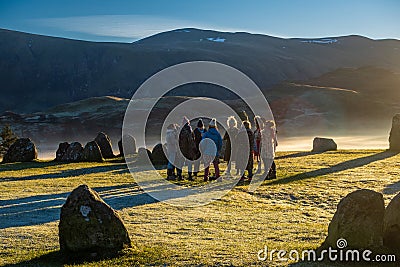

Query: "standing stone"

xmin=2 ymin=138 xmax=38 ymax=163
xmin=312 ymin=137 xmax=337 ymax=152
xmin=136 ymin=147 xmax=152 ymax=165
xmin=322 ymin=189 xmax=384 ymax=249
xmin=118 ymin=135 xmax=137 ymax=157
xmin=61 ymin=142 xmax=83 ymax=162
xmin=151 ymin=143 xmax=168 ymax=166
xmin=55 ymin=142 xmax=70 ymax=161
xmin=389 ymin=114 xmax=400 ymax=151
xmin=384 ymin=192 xmax=400 ymax=250
xmin=83 ymin=141 xmax=104 ymax=162
xmin=59 ymin=185 xmax=131 ymax=258
xmin=94 ymin=132 xmax=114 ymax=158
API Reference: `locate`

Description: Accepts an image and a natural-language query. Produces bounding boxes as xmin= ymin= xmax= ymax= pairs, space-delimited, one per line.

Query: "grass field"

xmin=1 ymin=150 xmax=400 ymax=266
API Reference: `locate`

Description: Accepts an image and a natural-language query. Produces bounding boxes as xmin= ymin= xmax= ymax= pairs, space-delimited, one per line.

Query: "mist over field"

xmin=35 ymin=133 xmax=391 ymax=160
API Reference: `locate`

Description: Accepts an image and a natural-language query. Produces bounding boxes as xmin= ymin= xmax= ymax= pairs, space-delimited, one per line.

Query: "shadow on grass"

xmin=2 ymin=250 xmax=64 ymax=267
xmin=269 ymin=150 xmax=399 ymax=185
xmin=0 ymin=159 xmax=206 ymax=229
xmin=0 ymin=163 xmax=130 ymax=182
xmin=275 ymin=151 xmax=321 ymax=160
xmin=0 ymin=183 xmax=157 ymax=229
xmin=0 ymin=160 xmax=65 ymax=172
xmin=2 ymin=246 xmax=165 ymax=267
xmin=383 ymin=181 xmax=400 ymax=195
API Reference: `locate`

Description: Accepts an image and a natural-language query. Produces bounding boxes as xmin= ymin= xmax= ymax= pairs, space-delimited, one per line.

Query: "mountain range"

xmin=1 ymin=28 xmax=400 ymax=153
xmin=1 ymin=28 xmax=400 ymax=113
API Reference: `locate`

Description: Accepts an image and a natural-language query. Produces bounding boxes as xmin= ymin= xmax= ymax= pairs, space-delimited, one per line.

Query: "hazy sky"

xmin=0 ymin=0 xmax=399 ymax=42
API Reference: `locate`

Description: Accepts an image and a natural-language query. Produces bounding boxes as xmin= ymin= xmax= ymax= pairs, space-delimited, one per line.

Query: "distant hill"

xmin=268 ymin=66 xmax=400 ymax=135
xmin=1 ymin=28 xmax=400 ymax=113
xmin=2 ymin=66 xmax=399 ymax=153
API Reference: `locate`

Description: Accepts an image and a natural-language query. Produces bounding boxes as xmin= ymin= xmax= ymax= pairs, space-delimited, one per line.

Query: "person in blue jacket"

xmin=201 ymin=118 xmax=222 ymax=182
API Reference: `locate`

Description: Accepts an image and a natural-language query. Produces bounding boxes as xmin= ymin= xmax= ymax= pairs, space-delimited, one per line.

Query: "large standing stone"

xmin=61 ymin=142 xmax=83 ymax=162
xmin=83 ymin=141 xmax=104 ymax=162
xmin=2 ymin=138 xmax=38 ymax=163
xmin=118 ymin=135 xmax=136 ymax=157
xmin=59 ymin=185 xmax=131 ymax=258
xmin=151 ymin=143 xmax=168 ymax=166
xmin=136 ymin=147 xmax=152 ymax=165
xmin=384 ymin=192 xmax=400 ymax=250
xmin=94 ymin=132 xmax=114 ymax=158
xmin=55 ymin=142 xmax=70 ymax=161
xmin=312 ymin=137 xmax=337 ymax=152
xmin=322 ymin=189 xmax=384 ymax=249
xmin=389 ymin=114 xmax=400 ymax=151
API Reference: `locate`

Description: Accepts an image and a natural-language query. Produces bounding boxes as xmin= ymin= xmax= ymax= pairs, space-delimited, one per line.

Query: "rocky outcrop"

xmin=2 ymin=138 xmax=37 ymax=163
xmin=322 ymin=189 xmax=384 ymax=249
xmin=136 ymin=147 xmax=152 ymax=165
xmin=151 ymin=143 xmax=168 ymax=166
xmin=62 ymin=142 xmax=84 ymax=162
xmin=383 ymin=192 xmax=400 ymax=250
xmin=83 ymin=141 xmax=104 ymax=162
xmin=118 ymin=135 xmax=136 ymax=157
xmin=59 ymin=185 xmax=131 ymax=258
xmin=312 ymin=137 xmax=337 ymax=152
xmin=389 ymin=114 xmax=400 ymax=151
xmin=55 ymin=142 xmax=70 ymax=161
xmin=94 ymin=132 xmax=114 ymax=159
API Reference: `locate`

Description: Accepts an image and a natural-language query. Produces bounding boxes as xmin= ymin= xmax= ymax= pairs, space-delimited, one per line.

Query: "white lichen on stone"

xmin=80 ymin=205 xmax=91 ymax=217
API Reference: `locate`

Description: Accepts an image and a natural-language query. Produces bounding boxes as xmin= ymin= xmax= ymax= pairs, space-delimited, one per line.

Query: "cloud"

xmin=32 ymin=15 xmax=221 ymax=40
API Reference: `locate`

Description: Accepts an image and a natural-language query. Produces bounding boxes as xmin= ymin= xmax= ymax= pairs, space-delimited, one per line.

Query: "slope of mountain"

xmin=266 ymin=66 xmax=400 ymax=133
xmin=2 ymin=66 xmax=399 ymax=153
xmin=1 ymin=28 xmax=400 ymax=113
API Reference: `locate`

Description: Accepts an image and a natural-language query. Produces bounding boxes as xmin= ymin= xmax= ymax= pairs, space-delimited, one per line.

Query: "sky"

xmin=0 ymin=0 xmax=399 ymax=42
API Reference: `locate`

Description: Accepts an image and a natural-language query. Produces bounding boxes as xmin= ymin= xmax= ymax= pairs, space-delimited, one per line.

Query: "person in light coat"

xmin=260 ymin=119 xmax=277 ymax=179
xmin=165 ymin=123 xmax=178 ymax=180
xmin=223 ymin=116 xmax=239 ymax=175
xmin=193 ymin=118 xmax=206 ymax=176
xmin=235 ymin=120 xmax=254 ymax=181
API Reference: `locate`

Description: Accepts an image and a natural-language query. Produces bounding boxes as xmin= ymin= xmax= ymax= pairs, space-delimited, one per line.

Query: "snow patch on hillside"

xmin=301 ymin=38 xmax=338 ymax=44
xmin=206 ymin=37 xmax=225 ymax=43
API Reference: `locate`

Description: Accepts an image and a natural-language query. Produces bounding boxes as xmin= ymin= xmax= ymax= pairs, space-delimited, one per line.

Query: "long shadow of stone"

xmin=383 ymin=181 xmax=400 ymax=195
xmin=0 ymin=163 xmax=129 ymax=182
xmin=1 ymin=249 xmax=131 ymax=267
xmin=275 ymin=151 xmax=321 ymax=160
xmin=0 ymin=161 xmax=65 ymax=172
xmin=0 ymin=183 xmax=157 ymax=229
xmin=269 ymin=151 xmax=399 ymax=186
xmin=2 ymin=250 xmax=64 ymax=267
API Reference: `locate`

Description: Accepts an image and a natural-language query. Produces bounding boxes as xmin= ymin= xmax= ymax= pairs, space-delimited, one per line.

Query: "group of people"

xmin=165 ymin=115 xmax=277 ymax=182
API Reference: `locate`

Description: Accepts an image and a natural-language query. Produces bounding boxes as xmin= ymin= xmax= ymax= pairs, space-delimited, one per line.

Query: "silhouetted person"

xmin=176 ymin=117 xmax=197 ymax=180
xmin=236 ymin=120 xmax=254 ymax=181
xmin=193 ymin=118 xmax=206 ymax=176
xmin=260 ymin=119 xmax=277 ymax=179
xmin=223 ymin=116 xmax=239 ymax=175
xmin=165 ymin=123 xmax=178 ymax=180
